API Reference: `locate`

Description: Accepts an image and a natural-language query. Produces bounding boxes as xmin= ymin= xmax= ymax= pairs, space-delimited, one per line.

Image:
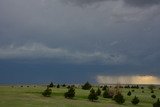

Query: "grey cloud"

xmin=0 ymin=43 xmax=126 ymax=65
xmin=61 ymin=0 xmax=116 ymax=6
xmin=124 ymin=0 xmax=160 ymax=7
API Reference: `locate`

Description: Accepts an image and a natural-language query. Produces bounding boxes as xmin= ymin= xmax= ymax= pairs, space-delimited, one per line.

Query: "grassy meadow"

xmin=0 ymin=85 xmax=160 ymax=107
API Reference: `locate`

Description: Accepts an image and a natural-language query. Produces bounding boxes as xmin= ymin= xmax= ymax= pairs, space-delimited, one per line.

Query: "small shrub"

xmin=62 ymin=84 xmax=66 ymax=87
xmin=141 ymin=87 xmax=144 ymax=89
xmin=127 ymin=91 xmax=131 ymax=96
xmin=88 ymin=88 xmax=98 ymax=102
xmin=131 ymin=96 xmax=140 ymax=105
xmin=114 ymin=93 xmax=125 ymax=104
xmin=132 ymin=90 xmax=135 ymax=92
xmin=153 ymin=98 xmax=160 ymax=107
xmin=142 ymin=90 xmax=144 ymax=93
xmin=151 ymin=95 xmax=156 ymax=99
xmin=42 ymin=87 xmax=52 ymax=97
xmin=64 ymin=87 xmax=75 ymax=99
xmin=96 ymin=88 xmax=101 ymax=96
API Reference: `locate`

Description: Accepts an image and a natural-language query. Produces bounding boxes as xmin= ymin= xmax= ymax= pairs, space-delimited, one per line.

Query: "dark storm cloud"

xmin=124 ymin=0 xmax=160 ymax=7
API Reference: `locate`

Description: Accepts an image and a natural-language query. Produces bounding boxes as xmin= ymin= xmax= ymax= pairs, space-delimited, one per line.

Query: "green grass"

xmin=0 ymin=85 xmax=159 ymax=107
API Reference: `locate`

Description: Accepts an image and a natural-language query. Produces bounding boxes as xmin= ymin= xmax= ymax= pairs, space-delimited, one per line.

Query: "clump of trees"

xmin=131 ymin=96 xmax=140 ymax=105
xmin=42 ymin=87 xmax=52 ymax=97
xmin=153 ymin=98 xmax=160 ymax=107
xmin=82 ymin=82 xmax=92 ymax=90
xmin=64 ymin=87 xmax=75 ymax=99
xmin=88 ymin=88 xmax=98 ymax=102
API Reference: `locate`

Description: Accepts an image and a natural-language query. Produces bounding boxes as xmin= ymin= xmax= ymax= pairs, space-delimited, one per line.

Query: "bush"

xmin=114 ymin=93 xmax=125 ymax=104
xmin=131 ymin=96 xmax=140 ymax=105
xmin=82 ymin=82 xmax=92 ymax=90
xmin=62 ymin=84 xmax=66 ymax=87
xmin=127 ymin=91 xmax=131 ymax=96
xmin=88 ymin=88 xmax=98 ymax=102
xmin=153 ymin=98 xmax=160 ymax=107
xmin=42 ymin=87 xmax=52 ymax=97
xmin=142 ymin=90 xmax=144 ymax=93
xmin=132 ymin=90 xmax=135 ymax=92
xmin=151 ymin=95 xmax=156 ymax=99
xmin=96 ymin=88 xmax=101 ymax=96
xmin=103 ymin=89 xmax=113 ymax=98
xmin=64 ymin=87 xmax=75 ymax=99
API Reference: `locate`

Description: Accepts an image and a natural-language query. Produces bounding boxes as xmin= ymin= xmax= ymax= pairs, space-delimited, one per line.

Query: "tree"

xmin=131 ymin=96 xmax=140 ymax=105
xmin=114 ymin=93 xmax=125 ymax=104
xmin=49 ymin=82 xmax=54 ymax=87
xmin=103 ymin=89 xmax=113 ymax=98
xmin=127 ymin=91 xmax=131 ymax=96
xmin=88 ymin=88 xmax=98 ymax=102
xmin=57 ymin=84 xmax=60 ymax=88
xmin=96 ymin=88 xmax=101 ymax=96
xmin=102 ymin=85 xmax=108 ymax=91
xmin=151 ymin=95 xmax=156 ymax=99
xmin=153 ymin=98 xmax=160 ymax=107
xmin=82 ymin=82 xmax=92 ymax=90
xmin=64 ymin=87 xmax=75 ymax=99
xmin=42 ymin=87 xmax=52 ymax=97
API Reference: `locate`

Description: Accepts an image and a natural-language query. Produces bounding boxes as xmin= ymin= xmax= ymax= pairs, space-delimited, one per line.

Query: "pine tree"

xmin=131 ymin=96 xmax=140 ymax=105
xmin=82 ymin=82 xmax=92 ymax=90
xmin=114 ymin=93 xmax=125 ymax=104
xmin=103 ymin=89 xmax=113 ymax=98
xmin=57 ymin=84 xmax=60 ymax=88
xmin=64 ymin=87 xmax=75 ymax=99
xmin=49 ymin=82 xmax=54 ymax=87
xmin=88 ymin=88 xmax=98 ymax=102
xmin=42 ymin=87 xmax=52 ymax=97
xmin=153 ymin=98 xmax=160 ymax=107
xmin=96 ymin=88 xmax=101 ymax=96
xmin=127 ymin=91 xmax=131 ymax=96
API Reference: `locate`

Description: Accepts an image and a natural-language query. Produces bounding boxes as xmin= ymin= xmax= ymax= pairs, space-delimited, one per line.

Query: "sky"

xmin=0 ymin=0 xmax=160 ymax=84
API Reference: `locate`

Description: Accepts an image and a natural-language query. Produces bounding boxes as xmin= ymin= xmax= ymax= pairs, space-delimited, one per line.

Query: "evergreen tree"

xmin=49 ymin=82 xmax=54 ymax=87
xmin=102 ymin=85 xmax=108 ymax=91
xmin=82 ymin=82 xmax=92 ymax=90
xmin=88 ymin=88 xmax=98 ymax=102
xmin=153 ymin=98 xmax=160 ymax=107
xmin=57 ymin=84 xmax=60 ymax=88
xmin=127 ymin=91 xmax=131 ymax=96
xmin=96 ymin=88 xmax=101 ymax=96
xmin=103 ymin=89 xmax=113 ymax=98
xmin=131 ymin=96 xmax=140 ymax=105
xmin=42 ymin=87 xmax=52 ymax=97
xmin=64 ymin=87 xmax=75 ymax=99
xmin=151 ymin=95 xmax=156 ymax=99
xmin=114 ymin=93 xmax=125 ymax=104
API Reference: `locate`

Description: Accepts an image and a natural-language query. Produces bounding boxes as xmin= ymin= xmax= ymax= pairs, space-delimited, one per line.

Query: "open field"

xmin=0 ymin=85 xmax=160 ymax=107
